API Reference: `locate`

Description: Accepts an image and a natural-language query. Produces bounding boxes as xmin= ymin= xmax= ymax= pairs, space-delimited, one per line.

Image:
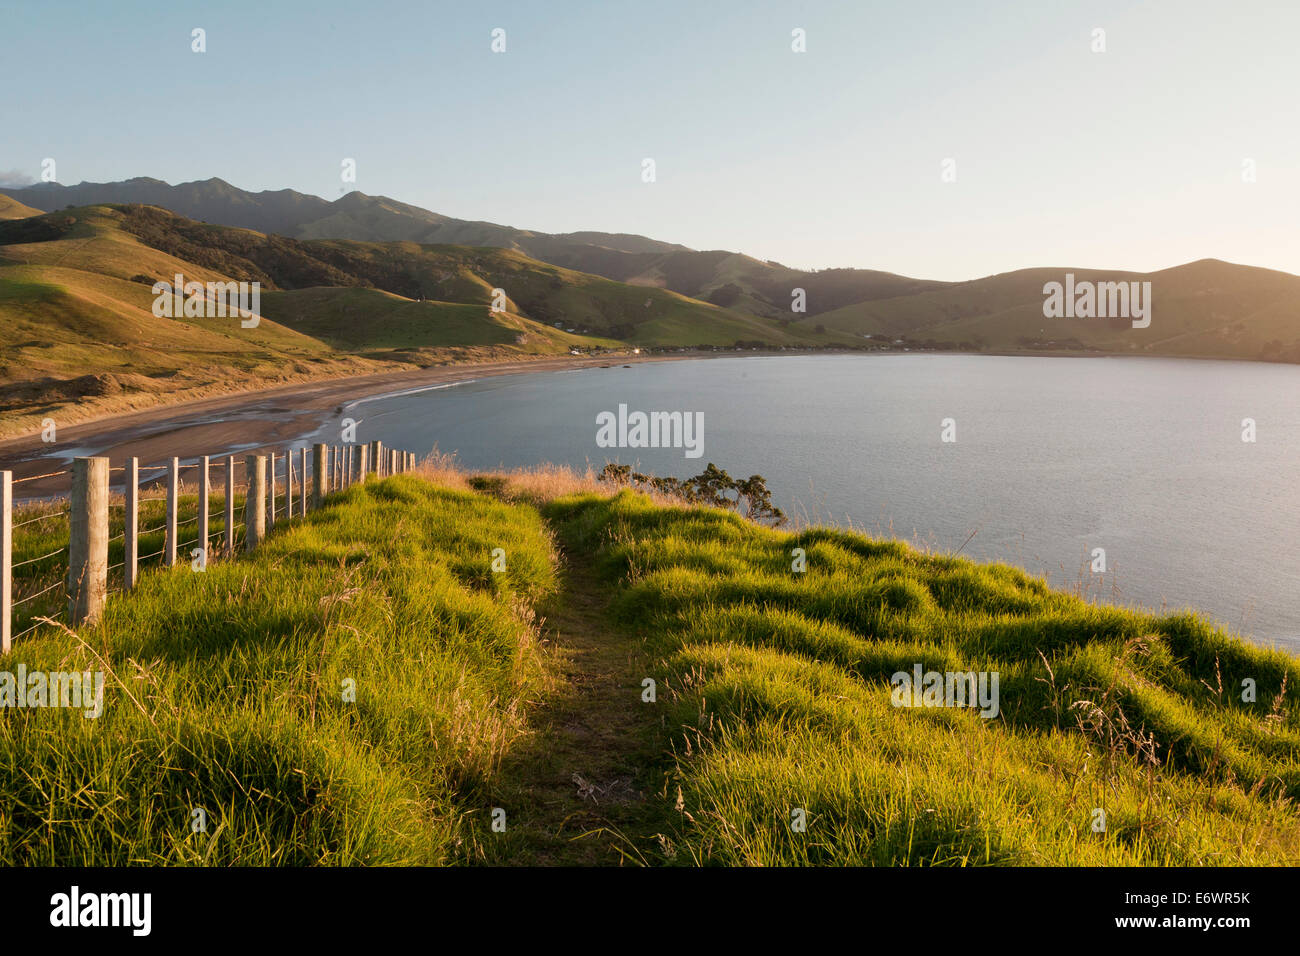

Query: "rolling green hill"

xmin=7 ymin=177 xmax=1298 ymax=357
xmin=2 ymin=177 xmax=951 ymax=318
xmin=0 ymin=203 xmax=855 ymax=435
xmin=0 ymin=195 xmax=41 ymax=220
xmin=4 ymin=464 xmax=1298 ymax=865
xmin=3 ymin=184 xmax=1299 ymax=439
xmin=807 ymin=260 xmax=1300 ymax=361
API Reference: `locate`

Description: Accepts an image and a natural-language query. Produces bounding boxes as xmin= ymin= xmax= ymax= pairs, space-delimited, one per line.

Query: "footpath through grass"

xmin=3 ymin=472 xmax=1298 ymax=865
xmin=544 ymin=489 xmax=1300 ymax=866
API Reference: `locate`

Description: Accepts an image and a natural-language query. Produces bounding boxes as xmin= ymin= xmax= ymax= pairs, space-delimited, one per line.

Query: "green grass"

xmin=259 ymin=286 xmax=621 ymax=356
xmin=0 ymin=475 xmax=557 ymax=865
xmin=544 ymin=489 xmax=1300 ymax=865
xmin=4 ymin=472 xmax=1298 ymax=865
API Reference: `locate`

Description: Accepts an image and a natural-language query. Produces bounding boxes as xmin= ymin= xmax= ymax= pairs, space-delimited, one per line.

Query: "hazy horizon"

xmin=10 ymin=172 xmax=1299 ymax=284
xmin=2 ymin=0 xmax=1298 ymax=281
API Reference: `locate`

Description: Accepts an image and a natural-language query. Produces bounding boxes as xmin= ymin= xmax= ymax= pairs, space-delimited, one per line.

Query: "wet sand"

xmin=0 ymin=353 xmax=699 ymax=499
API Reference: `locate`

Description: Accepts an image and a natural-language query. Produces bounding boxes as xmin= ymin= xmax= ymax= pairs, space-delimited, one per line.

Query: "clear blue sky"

xmin=3 ymin=0 xmax=1297 ymax=280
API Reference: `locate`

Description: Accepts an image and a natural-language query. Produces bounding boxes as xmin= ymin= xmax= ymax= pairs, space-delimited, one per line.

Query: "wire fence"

xmin=2 ymin=442 xmax=411 ymax=652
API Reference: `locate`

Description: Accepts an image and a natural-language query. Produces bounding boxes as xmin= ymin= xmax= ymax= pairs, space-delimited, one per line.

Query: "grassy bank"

xmin=3 ymin=466 xmax=1298 ymax=865
xmin=0 ymin=475 xmax=556 ymax=864
xmin=544 ymin=490 xmax=1300 ymax=865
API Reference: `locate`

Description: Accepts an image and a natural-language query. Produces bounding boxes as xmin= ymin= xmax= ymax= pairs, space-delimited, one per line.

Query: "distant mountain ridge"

xmin=0 ymin=177 xmax=949 ymax=317
xmin=3 ymin=176 xmax=1299 ymax=365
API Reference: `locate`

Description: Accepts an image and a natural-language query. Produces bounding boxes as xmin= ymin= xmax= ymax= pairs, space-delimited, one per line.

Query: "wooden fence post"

xmin=225 ymin=456 xmax=236 ymax=555
xmin=125 ymin=457 xmax=139 ymax=590
xmin=299 ymin=448 xmax=308 ymax=517
xmin=198 ymin=455 xmax=209 ymax=567
xmin=286 ymin=449 xmax=295 ymax=519
xmin=267 ymin=451 xmax=277 ymax=532
xmin=312 ymin=443 xmax=329 ymax=509
xmin=360 ymin=443 xmax=370 ymax=480
xmin=163 ymin=457 xmax=179 ymax=567
xmin=1 ymin=470 xmax=11 ymax=653
xmin=374 ymin=440 xmax=384 ymax=478
xmin=68 ymin=456 xmax=109 ymax=626
xmin=245 ymin=455 xmax=266 ymax=551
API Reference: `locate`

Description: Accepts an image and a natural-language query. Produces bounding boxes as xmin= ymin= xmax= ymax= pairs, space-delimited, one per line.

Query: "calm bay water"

xmin=329 ymin=354 xmax=1300 ymax=652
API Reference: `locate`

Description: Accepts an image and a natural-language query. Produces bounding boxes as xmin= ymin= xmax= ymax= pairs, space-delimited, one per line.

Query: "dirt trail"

xmin=479 ymin=548 xmax=670 ymax=866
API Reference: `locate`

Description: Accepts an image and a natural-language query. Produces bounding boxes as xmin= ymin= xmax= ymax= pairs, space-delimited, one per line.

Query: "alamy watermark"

xmin=596 ymin=404 xmax=704 ymax=459
xmin=151 ymin=273 xmax=260 ymax=328
xmin=890 ymin=665 xmax=999 ymax=718
xmin=50 ymin=886 xmax=150 ymax=936
xmin=1 ymin=666 xmax=105 ymax=718
xmin=1042 ymin=273 xmax=1151 ymax=328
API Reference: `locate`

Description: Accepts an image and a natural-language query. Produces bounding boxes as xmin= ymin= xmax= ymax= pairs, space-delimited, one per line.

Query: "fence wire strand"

xmin=12 ymin=546 xmax=68 ymax=569
xmin=13 ymin=579 xmax=64 ymax=606
xmin=7 ymin=446 xmax=409 ymax=645
xmin=12 ymin=470 xmax=69 ymax=484
xmin=12 ymin=509 xmax=69 ymax=529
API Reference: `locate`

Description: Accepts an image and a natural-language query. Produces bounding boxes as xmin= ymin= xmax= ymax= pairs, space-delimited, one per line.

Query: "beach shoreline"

xmin=0 ymin=352 xmax=705 ymax=499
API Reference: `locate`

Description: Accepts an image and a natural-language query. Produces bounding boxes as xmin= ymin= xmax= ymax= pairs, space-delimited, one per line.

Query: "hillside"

xmin=0 ymin=203 xmax=850 ymax=434
xmin=0 ymin=195 xmax=41 ymax=220
xmin=809 ymin=260 xmax=1300 ymax=361
xmin=3 ymin=464 xmax=1297 ymax=865
xmin=7 ymin=177 xmax=1299 ymax=358
xmin=2 ymin=177 xmax=950 ymax=318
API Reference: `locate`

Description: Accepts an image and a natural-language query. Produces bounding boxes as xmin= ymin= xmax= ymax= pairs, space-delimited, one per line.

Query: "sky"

xmin=2 ymin=0 xmax=1298 ymax=281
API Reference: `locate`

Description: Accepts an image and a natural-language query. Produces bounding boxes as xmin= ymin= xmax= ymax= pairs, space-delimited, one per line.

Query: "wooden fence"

xmin=0 ymin=442 xmax=418 ymax=653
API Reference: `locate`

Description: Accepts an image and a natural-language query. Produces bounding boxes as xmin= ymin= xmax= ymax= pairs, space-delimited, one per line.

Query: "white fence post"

xmin=299 ymin=448 xmax=308 ymax=518
xmin=268 ymin=451 xmax=277 ymax=532
xmin=164 ymin=456 xmax=179 ymax=567
xmin=198 ymin=455 xmax=210 ymax=566
xmin=286 ymin=449 xmax=295 ymax=519
xmin=225 ymin=456 xmax=236 ymax=554
xmin=1 ymin=470 xmax=11 ymax=653
xmin=125 ymin=457 xmax=139 ymax=591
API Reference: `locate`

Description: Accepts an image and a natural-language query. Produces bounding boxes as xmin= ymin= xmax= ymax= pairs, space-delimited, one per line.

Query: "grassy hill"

xmin=3 ymin=465 xmax=1297 ymax=865
xmin=3 ymin=186 xmax=1298 ymax=440
xmin=0 ymin=202 xmax=850 ymax=435
xmin=2 ymin=178 xmax=951 ymax=319
xmin=0 ymin=476 xmax=558 ymax=864
xmin=810 ymin=260 xmax=1300 ymax=362
xmin=0 ymin=205 xmax=379 ymax=435
xmin=7 ymin=177 xmax=1297 ymax=358
xmin=0 ymin=195 xmax=42 ymax=220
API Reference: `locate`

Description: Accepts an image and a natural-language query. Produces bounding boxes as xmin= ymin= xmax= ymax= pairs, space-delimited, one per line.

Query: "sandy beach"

xmin=0 ymin=353 xmax=698 ymax=499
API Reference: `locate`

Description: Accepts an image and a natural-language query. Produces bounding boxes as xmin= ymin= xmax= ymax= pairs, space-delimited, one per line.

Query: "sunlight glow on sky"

xmin=3 ymin=0 xmax=1298 ymax=280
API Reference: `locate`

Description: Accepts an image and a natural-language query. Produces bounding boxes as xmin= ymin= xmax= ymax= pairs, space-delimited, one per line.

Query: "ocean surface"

xmin=321 ymin=353 xmax=1300 ymax=652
